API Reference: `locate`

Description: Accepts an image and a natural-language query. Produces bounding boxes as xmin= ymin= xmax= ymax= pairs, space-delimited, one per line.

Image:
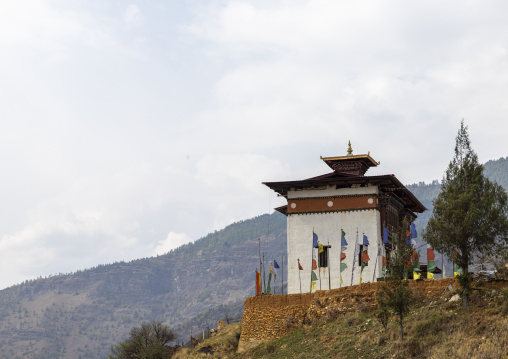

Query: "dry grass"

xmin=237 ymin=281 xmax=508 ymax=359
xmin=175 ymin=281 xmax=508 ymax=359
xmin=173 ymin=323 xmax=241 ymax=359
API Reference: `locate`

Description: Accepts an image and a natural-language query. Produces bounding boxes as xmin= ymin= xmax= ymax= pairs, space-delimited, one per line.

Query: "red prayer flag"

xmin=298 ymin=261 xmax=303 ymax=270
xmin=427 ymin=245 xmax=435 ymax=261
xmin=312 ymin=259 xmax=317 ymax=270
xmin=382 ymin=256 xmax=386 ymax=267
xmin=340 ymin=252 xmax=346 ymax=261
xmin=362 ymin=251 xmax=370 ymax=263
xmin=255 ymin=270 xmax=261 ymax=296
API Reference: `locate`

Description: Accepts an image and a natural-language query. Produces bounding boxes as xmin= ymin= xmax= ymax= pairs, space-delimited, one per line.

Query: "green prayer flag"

xmin=311 ymin=270 xmax=318 ymax=281
xmin=361 ymin=262 xmax=365 ymax=272
xmin=453 ymin=263 xmax=462 ymax=272
xmin=427 ymin=260 xmax=436 ymax=273
xmin=392 ymin=233 xmax=397 ymax=243
xmin=341 ymin=229 xmax=346 ymax=237
xmin=340 ymin=262 xmax=348 ymax=272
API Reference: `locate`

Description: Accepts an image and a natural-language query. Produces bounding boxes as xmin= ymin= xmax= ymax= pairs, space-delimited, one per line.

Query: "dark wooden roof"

xmin=263 ymin=172 xmax=427 ymax=213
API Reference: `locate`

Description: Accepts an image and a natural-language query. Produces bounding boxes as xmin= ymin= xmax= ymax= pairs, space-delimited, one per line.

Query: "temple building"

xmin=263 ymin=143 xmax=426 ymax=294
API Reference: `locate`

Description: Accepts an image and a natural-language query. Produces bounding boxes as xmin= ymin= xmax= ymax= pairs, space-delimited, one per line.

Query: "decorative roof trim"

xmin=320 ymin=153 xmax=380 ymax=166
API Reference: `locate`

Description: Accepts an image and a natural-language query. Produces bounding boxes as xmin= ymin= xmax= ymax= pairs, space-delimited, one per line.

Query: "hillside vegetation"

xmin=180 ymin=279 xmax=508 ymax=358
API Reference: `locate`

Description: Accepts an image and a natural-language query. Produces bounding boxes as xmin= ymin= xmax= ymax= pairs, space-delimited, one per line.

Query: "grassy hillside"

xmin=180 ymin=280 xmax=508 ymax=358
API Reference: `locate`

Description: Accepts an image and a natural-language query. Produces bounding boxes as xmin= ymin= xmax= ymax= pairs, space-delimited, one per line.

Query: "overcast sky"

xmin=0 ymin=0 xmax=507 ymax=289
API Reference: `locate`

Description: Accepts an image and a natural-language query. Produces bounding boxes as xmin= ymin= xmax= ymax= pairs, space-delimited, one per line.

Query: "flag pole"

xmin=298 ymin=258 xmax=302 ymax=294
xmin=442 ymin=252 xmax=445 ymax=278
xmin=262 ymin=252 xmax=266 ymax=295
xmin=282 ymin=255 xmax=284 ymax=295
xmin=372 ymin=245 xmax=379 ymax=283
xmin=258 ymin=238 xmax=263 ymax=293
xmin=318 ymin=245 xmax=322 ymax=291
xmin=310 ymin=228 xmax=314 ymax=293
xmin=351 ymin=228 xmax=358 ymax=286
xmin=339 ymin=229 xmax=342 ymax=288
xmin=328 ymin=241 xmax=331 ymax=290
xmin=273 ymin=258 xmax=276 ymax=295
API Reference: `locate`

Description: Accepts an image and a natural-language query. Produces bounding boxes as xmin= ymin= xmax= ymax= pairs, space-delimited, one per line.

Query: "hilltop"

xmin=178 ymin=278 xmax=508 ymax=358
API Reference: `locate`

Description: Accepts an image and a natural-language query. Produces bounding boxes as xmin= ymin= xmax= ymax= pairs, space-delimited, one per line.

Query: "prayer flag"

xmin=273 ymin=260 xmax=279 ymax=280
xmin=363 ymin=234 xmax=369 ymax=246
xmin=274 ymin=260 xmax=280 ymax=269
xmin=340 ymin=275 xmax=343 ymax=284
xmin=256 ymin=270 xmax=261 ymax=295
xmin=341 ymin=236 xmax=348 ymax=247
xmin=298 ymin=261 xmax=303 ymax=270
xmin=453 ymin=262 xmax=462 ymax=277
xmin=362 ymin=251 xmax=370 ymax=263
xmin=312 ymin=259 xmax=317 ymax=270
xmin=427 ymin=244 xmax=435 ymax=261
xmin=267 ymin=266 xmax=273 ymax=294
xmin=313 ymin=233 xmax=319 ymax=248
xmin=427 ymin=260 xmax=436 ymax=273
xmin=341 ymin=229 xmax=346 ymax=237
xmin=311 ymin=281 xmax=316 ymax=291
xmin=383 ymin=227 xmax=389 ymax=244
xmin=340 ymin=252 xmax=346 ymax=261
xmin=318 ymin=243 xmax=324 ymax=254
xmin=410 ymin=223 xmax=417 ymax=238
xmin=392 ymin=233 xmax=397 ymax=243
xmin=311 ymin=270 xmax=318 ymax=281
xmin=340 ymin=262 xmax=348 ymax=272
xmin=351 ymin=232 xmax=360 ymax=286
xmin=413 ymin=271 xmax=421 ymax=280
xmin=427 ymin=272 xmax=434 ymax=279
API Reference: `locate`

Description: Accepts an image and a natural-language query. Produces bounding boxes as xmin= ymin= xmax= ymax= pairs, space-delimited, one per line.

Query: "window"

xmin=319 ymin=246 xmax=331 ymax=267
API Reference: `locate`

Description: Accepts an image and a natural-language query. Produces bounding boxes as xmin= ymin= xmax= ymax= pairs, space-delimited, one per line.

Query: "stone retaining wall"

xmin=237 ymin=278 xmax=459 ymax=353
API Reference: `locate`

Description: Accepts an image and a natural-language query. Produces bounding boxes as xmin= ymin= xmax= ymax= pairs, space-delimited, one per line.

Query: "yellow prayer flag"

xmin=427 ymin=272 xmax=434 ymax=279
xmin=318 ymin=243 xmax=324 ymax=253
xmin=311 ymin=281 xmax=316 ymax=291
xmin=454 ymin=272 xmax=461 ymax=277
xmin=340 ymin=274 xmax=343 ymax=284
xmin=413 ymin=272 xmax=421 ymax=280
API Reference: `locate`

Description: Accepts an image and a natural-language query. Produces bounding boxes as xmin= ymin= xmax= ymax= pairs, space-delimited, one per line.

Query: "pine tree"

xmin=376 ymin=219 xmax=414 ymax=340
xmin=424 ymin=120 xmax=508 ymax=307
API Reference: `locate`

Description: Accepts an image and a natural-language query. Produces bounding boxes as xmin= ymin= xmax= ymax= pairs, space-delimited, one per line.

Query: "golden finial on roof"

xmin=347 ymin=140 xmax=353 ymax=155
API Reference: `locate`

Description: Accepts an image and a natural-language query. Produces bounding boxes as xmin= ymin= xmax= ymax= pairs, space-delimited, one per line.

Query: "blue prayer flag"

xmin=341 ymin=237 xmax=348 ymax=246
xmin=363 ymin=234 xmax=369 ymax=246
xmin=274 ymin=260 xmax=280 ymax=269
xmin=313 ymin=232 xmax=319 ymax=248
xmin=410 ymin=223 xmax=417 ymax=239
xmin=383 ymin=227 xmax=389 ymax=244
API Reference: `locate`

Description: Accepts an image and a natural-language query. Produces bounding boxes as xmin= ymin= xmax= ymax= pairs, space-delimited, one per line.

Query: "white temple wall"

xmin=286 ymin=208 xmax=382 ymax=294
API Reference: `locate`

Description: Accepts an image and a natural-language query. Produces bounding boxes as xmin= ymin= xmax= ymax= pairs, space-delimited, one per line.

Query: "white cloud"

xmin=153 ymin=232 xmax=193 ymax=256
xmin=124 ymin=4 xmax=144 ymax=26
